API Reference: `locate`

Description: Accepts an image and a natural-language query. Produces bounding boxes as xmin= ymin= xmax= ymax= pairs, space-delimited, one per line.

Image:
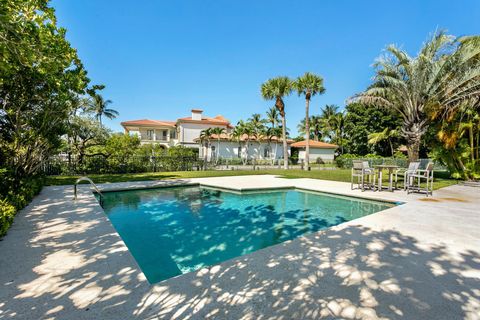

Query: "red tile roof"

xmin=120 ymin=119 xmax=176 ymax=127
xmin=291 ymin=140 xmax=338 ymax=149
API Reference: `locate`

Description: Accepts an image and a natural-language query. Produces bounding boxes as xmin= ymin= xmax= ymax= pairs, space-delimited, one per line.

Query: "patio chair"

xmin=406 ymin=162 xmax=434 ymax=196
xmin=351 ymin=160 xmax=376 ymax=191
xmin=394 ymin=161 xmax=420 ymax=190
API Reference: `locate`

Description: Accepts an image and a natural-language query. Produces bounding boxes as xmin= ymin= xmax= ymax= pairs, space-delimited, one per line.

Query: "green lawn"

xmin=46 ymin=169 xmax=458 ymax=190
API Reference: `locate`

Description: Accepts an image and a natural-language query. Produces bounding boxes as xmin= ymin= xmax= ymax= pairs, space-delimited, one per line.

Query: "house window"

xmin=237 ymin=147 xmax=242 ymax=158
xmin=211 ymin=146 xmax=216 ymax=160
xmin=146 ymin=129 xmax=154 ymax=140
xmin=162 ymin=130 xmax=167 ymax=140
xmin=264 ymin=146 xmax=271 ymax=158
xmin=170 ymin=130 xmax=176 ymax=139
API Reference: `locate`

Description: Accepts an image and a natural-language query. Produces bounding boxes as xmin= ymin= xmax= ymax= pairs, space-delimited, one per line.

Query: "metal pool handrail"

xmin=74 ymin=176 xmax=103 ymax=201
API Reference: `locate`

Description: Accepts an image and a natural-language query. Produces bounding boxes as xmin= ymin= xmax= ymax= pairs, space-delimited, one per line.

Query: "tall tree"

xmin=0 ymin=0 xmax=90 ymax=179
xmin=232 ymin=123 xmax=245 ymax=163
xmin=89 ymin=94 xmax=118 ymax=126
xmin=331 ymin=112 xmax=345 ymax=153
xmin=199 ymin=128 xmax=213 ymax=164
xmin=248 ymin=113 xmax=267 ymax=160
xmin=266 ymin=127 xmax=282 ymax=165
xmin=211 ymin=127 xmax=226 ymax=164
xmin=343 ymin=103 xmax=402 ymax=156
xmin=233 ymin=120 xmax=254 ymax=164
xmin=266 ymin=107 xmax=280 ymax=129
xmin=294 ymin=72 xmax=325 ymax=170
xmin=298 ymin=115 xmax=324 ymax=141
xmin=368 ymin=128 xmax=399 ymax=156
xmin=261 ymin=76 xmax=293 ymax=169
xmin=350 ymin=31 xmax=480 ymax=161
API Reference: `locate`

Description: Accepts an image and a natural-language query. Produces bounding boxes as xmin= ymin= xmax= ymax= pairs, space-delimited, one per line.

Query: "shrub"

xmin=393 ymin=151 xmax=408 ymax=159
xmin=0 ymin=199 xmax=16 ymax=237
xmin=335 ymin=154 xmax=359 ymax=168
xmin=0 ymin=175 xmax=44 ymax=238
xmin=335 ymin=154 xmax=409 ymax=168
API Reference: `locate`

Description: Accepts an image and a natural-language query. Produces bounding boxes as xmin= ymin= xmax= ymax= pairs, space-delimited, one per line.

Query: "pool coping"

xmin=93 ymin=178 xmax=409 ymax=286
xmin=94 ymin=178 xmax=404 ymax=206
xmin=2 ymin=175 xmax=479 ymax=319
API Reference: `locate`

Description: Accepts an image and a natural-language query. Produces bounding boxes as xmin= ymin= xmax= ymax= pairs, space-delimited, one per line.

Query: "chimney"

xmin=191 ymin=109 xmax=203 ymax=121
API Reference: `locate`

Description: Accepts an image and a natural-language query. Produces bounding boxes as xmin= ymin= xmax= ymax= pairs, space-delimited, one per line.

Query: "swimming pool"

xmin=99 ymin=186 xmax=394 ymax=283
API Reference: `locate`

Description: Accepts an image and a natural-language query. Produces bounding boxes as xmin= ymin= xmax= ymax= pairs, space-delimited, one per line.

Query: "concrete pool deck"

xmin=0 ymin=175 xmax=479 ymax=319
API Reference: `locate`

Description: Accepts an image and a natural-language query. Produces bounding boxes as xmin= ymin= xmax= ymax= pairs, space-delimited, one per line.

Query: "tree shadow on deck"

xmin=0 ymin=185 xmax=479 ymax=319
xmin=143 ymin=225 xmax=480 ymax=319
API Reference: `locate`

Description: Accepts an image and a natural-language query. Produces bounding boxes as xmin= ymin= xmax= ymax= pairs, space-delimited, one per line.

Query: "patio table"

xmin=374 ymin=165 xmax=399 ymax=192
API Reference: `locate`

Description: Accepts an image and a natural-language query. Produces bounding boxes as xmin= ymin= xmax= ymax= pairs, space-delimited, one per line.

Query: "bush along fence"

xmin=335 ymin=155 xmax=447 ymax=171
xmin=42 ymin=154 xmax=448 ymax=176
xmin=0 ymin=171 xmax=44 ymax=238
xmin=42 ymin=155 xmax=204 ymax=175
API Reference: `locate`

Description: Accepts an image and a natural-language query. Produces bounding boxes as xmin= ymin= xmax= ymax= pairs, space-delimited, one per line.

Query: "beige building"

xmin=121 ymin=109 xmax=233 ymax=149
xmin=291 ymin=140 xmax=338 ymax=163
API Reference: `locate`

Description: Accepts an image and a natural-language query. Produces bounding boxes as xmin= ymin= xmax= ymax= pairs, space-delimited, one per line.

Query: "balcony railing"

xmin=142 ymin=136 xmax=169 ymax=142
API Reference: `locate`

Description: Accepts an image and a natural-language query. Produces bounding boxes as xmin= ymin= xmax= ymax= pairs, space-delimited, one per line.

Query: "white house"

xmin=196 ymin=133 xmax=293 ymax=162
xmin=121 ymin=109 xmax=233 ymax=150
xmin=121 ymin=109 xmax=338 ymax=163
xmin=290 ymin=140 xmax=338 ymax=163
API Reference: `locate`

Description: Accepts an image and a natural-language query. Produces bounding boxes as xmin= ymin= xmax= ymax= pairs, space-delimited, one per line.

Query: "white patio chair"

xmin=351 ymin=160 xmax=376 ymax=191
xmin=406 ymin=162 xmax=434 ymax=196
xmin=394 ymin=161 xmax=420 ymax=190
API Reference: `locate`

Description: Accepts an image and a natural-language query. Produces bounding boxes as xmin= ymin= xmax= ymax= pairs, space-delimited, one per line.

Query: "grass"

xmin=46 ymin=168 xmax=458 ymax=190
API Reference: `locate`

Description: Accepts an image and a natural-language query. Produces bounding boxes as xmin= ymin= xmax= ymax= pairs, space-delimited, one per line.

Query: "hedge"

xmin=0 ymin=176 xmax=44 ymax=238
xmin=0 ymin=200 xmax=16 ymax=237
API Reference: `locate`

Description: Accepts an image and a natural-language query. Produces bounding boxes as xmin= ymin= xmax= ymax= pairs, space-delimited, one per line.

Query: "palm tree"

xmin=350 ymin=31 xmax=480 ymax=161
xmin=248 ymin=114 xmax=266 ymax=160
xmin=211 ymin=127 xmax=226 ymax=164
xmin=434 ymin=98 xmax=480 ymax=178
xmin=310 ymin=115 xmax=324 ymax=141
xmin=368 ymin=128 xmax=399 ymax=156
xmin=266 ymin=107 xmax=280 ymax=129
xmin=261 ymin=76 xmax=293 ymax=169
xmin=266 ymin=127 xmax=282 ymax=165
xmin=299 ymin=115 xmax=325 ymax=141
xmin=232 ymin=124 xmax=245 ymax=163
xmin=199 ymin=128 xmax=213 ymax=164
xmin=294 ymin=72 xmax=326 ymax=170
xmin=233 ymin=120 xmax=254 ymax=164
xmin=90 ymin=94 xmax=118 ymax=125
xmin=331 ymin=112 xmax=345 ymax=153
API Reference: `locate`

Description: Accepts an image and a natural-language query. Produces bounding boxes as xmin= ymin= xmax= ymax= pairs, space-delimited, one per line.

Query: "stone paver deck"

xmin=0 ymin=175 xmax=479 ymax=319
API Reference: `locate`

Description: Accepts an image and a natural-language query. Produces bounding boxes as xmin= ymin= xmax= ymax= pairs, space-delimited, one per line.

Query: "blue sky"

xmin=52 ymin=0 xmax=480 ymax=136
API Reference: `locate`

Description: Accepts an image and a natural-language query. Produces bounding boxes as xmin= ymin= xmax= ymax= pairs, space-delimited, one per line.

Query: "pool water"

xmin=99 ymin=186 xmax=394 ymax=283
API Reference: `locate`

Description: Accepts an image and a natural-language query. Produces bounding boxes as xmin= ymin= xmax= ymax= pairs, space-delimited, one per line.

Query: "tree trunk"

xmin=469 ymin=124 xmax=474 ymax=162
xmin=476 ymin=127 xmax=479 ymax=161
xmin=204 ymin=142 xmax=208 ymax=169
xmin=389 ymin=139 xmax=394 ymax=157
xmin=406 ymin=134 xmax=421 ymax=162
xmin=217 ymin=139 xmax=220 ymax=165
xmin=304 ymin=97 xmax=310 ymax=171
xmin=281 ymin=115 xmax=288 ymax=169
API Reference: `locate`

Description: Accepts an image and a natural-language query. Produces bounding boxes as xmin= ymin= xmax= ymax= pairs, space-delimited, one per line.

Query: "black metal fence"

xmin=42 ymin=154 xmax=447 ymax=176
xmin=336 ymin=158 xmax=447 ymax=170
xmin=42 ymin=155 xmax=203 ymax=175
